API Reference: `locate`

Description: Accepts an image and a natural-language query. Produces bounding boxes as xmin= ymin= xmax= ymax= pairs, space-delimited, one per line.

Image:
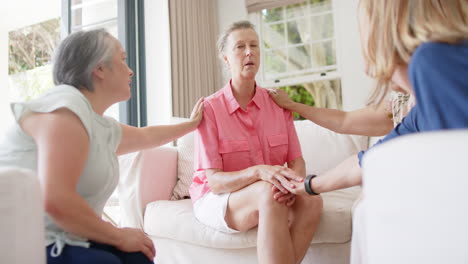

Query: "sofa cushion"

xmin=144 ymin=186 xmax=361 ymax=248
xmin=293 ymin=120 xmax=368 ymax=174
xmin=171 ymin=131 xmax=195 ymax=200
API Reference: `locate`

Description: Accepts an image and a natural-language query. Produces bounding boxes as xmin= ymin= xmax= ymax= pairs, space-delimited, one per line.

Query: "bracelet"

xmin=304 ymin=174 xmax=319 ymax=195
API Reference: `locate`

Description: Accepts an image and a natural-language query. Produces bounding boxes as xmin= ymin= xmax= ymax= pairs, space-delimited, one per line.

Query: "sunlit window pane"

xmin=287 ymin=19 xmax=309 ymax=45
xmin=288 ymin=45 xmax=311 ymax=71
xmin=261 ymin=7 xmax=283 ymax=23
xmin=256 ymin=0 xmax=340 ymax=109
xmin=265 ymin=49 xmax=287 ymax=79
xmin=8 ymin=18 xmax=60 ymax=102
xmin=310 ymin=40 xmax=335 ymax=68
xmin=311 ymin=14 xmax=334 ymax=40
xmin=286 ymin=2 xmax=308 ymax=19
xmin=310 ymin=0 xmax=332 ymax=13
xmin=71 ymin=0 xmax=117 ymax=29
xmin=258 ymin=0 xmax=336 ymax=83
xmin=262 ymin=22 xmax=285 ymax=49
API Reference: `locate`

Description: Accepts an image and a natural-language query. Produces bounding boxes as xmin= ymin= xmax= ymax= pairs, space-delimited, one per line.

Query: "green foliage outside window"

xmin=280 ymin=85 xmax=314 ymax=120
xmin=8 ymin=18 xmax=60 ymax=102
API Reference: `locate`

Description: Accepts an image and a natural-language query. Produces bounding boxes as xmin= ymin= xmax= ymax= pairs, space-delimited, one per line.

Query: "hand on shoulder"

xmin=267 ymin=88 xmax=295 ymax=110
xmin=189 ymin=97 xmax=205 ymax=129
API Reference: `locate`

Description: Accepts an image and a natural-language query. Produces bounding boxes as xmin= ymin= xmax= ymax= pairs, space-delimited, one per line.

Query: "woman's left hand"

xmin=272 ymin=186 xmax=296 ymax=207
xmin=189 ymin=97 xmax=204 ymax=128
xmin=281 ymin=178 xmax=307 ymax=196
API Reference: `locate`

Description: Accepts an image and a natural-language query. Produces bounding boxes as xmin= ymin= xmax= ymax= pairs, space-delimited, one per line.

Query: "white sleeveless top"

xmin=0 ymin=85 xmax=122 ymax=256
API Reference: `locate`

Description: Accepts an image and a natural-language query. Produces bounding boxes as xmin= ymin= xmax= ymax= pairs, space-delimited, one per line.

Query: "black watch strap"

xmin=305 ymin=174 xmax=319 ymax=195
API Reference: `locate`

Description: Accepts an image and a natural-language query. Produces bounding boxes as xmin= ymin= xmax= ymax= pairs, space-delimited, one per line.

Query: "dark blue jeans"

xmin=46 ymin=242 xmax=154 ymax=264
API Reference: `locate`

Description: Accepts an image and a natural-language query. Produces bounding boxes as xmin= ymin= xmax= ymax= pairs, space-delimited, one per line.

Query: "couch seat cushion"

xmin=144 ymin=186 xmax=361 ymax=248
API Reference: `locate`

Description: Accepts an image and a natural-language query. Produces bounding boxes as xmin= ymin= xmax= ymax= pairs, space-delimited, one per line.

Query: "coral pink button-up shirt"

xmin=189 ymin=81 xmax=303 ymax=202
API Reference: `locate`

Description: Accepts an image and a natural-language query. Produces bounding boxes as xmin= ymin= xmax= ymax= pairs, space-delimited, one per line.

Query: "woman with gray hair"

xmin=189 ymin=20 xmax=322 ymax=264
xmin=0 ymin=29 xmax=204 ymax=264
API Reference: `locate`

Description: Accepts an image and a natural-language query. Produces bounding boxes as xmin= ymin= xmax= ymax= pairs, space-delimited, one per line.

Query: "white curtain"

xmin=169 ymin=0 xmax=222 ymax=117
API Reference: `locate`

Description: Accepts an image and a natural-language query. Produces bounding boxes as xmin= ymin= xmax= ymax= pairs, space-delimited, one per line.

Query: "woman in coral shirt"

xmin=189 ymin=21 xmax=323 ymax=264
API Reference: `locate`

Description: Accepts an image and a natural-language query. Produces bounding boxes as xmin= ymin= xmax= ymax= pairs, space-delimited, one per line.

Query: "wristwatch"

xmin=304 ymin=174 xmax=320 ymax=195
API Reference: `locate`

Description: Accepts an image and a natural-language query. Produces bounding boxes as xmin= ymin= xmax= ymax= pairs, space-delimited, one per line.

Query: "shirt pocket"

xmin=267 ymin=134 xmax=288 ymax=165
xmin=219 ymin=140 xmax=251 ymax=172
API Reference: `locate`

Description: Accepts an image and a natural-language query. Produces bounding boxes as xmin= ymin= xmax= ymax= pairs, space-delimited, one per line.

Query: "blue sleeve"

xmin=357 ymin=107 xmax=419 ymax=166
xmin=358 ymin=40 xmax=468 ymax=166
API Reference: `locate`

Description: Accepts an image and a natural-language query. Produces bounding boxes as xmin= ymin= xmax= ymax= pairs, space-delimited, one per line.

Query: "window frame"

xmin=62 ymin=0 xmax=147 ymax=127
xmin=249 ymin=0 xmax=341 ymax=88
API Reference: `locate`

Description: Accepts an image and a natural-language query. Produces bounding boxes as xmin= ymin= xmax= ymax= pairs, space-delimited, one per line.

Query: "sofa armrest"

xmin=0 ymin=167 xmax=45 ymax=264
xmin=362 ymin=130 xmax=468 ymax=263
xmin=119 ymin=146 xmax=178 ymax=228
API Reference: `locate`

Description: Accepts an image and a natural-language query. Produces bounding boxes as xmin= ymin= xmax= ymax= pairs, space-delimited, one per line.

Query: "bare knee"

xmin=308 ymin=195 xmax=323 ymax=211
xmin=225 ymin=181 xmax=273 ymax=232
xmin=254 ymin=181 xmax=290 ymax=216
xmin=297 ymin=195 xmax=323 ymax=220
xmin=255 ymin=181 xmax=277 ymax=205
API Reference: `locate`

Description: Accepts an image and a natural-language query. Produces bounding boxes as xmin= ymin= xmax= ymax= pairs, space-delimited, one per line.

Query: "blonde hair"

xmin=360 ymin=0 xmax=468 ymax=105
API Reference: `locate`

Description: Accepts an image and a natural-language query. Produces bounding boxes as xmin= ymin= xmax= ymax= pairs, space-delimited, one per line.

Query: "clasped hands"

xmin=255 ymin=165 xmax=307 ymax=207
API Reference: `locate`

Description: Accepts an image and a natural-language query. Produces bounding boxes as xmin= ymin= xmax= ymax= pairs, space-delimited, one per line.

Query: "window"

xmin=8 ymin=19 xmax=61 ymax=103
xmin=250 ymin=0 xmax=342 ymax=111
xmin=65 ymin=0 xmax=147 ymax=126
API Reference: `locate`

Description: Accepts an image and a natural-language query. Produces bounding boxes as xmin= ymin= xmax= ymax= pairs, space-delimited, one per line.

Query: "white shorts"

xmin=193 ymin=192 xmax=240 ymax=234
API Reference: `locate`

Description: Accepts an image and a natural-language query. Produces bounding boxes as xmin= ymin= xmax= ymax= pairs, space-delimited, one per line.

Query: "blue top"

xmin=359 ymin=40 xmax=468 ymax=164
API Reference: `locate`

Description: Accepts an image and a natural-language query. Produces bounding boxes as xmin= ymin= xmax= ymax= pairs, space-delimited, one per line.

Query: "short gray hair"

xmin=217 ymin=20 xmax=257 ymax=59
xmin=53 ymin=29 xmax=115 ymax=91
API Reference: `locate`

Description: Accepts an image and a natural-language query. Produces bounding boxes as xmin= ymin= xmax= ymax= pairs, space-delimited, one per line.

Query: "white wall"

xmin=144 ymin=0 xmax=173 ymax=125
xmin=216 ymin=0 xmax=372 ymax=111
xmin=216 ymin=0 xmax=248 ymax=43
xmin=334 ymin=0 xmax=373 ymax=111
xmin=0 ymin=22 xmax=10 ymax=137
xmin=0 ymin=0 xmax=60 ymax=137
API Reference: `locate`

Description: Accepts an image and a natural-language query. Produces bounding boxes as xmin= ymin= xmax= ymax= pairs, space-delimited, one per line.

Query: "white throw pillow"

xmin=294 ymin=120 xmax=369 ymax=174
xmin=171 ymin=131 xmax=195 ymax=200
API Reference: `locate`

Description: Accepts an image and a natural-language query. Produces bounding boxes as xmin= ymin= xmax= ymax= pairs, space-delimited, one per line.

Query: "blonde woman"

xmin=280 ymin=0 xmax=468 ymax=196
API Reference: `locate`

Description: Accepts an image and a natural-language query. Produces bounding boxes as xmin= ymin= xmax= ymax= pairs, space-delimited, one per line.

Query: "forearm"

xmin=289 ymin=103 xmax=346 ymax=133
xmin=207 ymin=167 xmax=260 ymax=194
xmin=118 ymin=120 xmax=197 ymax=155
xmin=290 ymin=103 xmax=392 ymax=136
xmin=45 ymin=192 xmax=122 ymax=246
xmin=311 ymin=155 xmax=362 ymax=193
xmin=142 ymin=121 xmax=196 ymax=148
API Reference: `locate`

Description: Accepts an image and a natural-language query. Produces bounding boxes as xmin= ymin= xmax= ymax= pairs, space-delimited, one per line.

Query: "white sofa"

xmin=358 ymin=130 xmax=468 ymax=264
xmin=0 ymin=167 xmax=45 ymax=264
xmin=119 ymin=120 xmax=369 ymax=264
